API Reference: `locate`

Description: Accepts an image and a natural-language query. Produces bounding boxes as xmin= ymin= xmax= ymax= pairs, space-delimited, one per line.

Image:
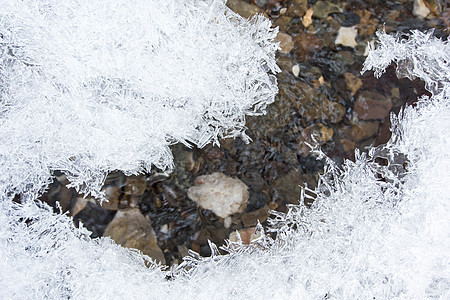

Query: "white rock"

xmin=292 ymin=64 xmax=300 ymax=77
xmin=335 ymin=26 xmax=358 ymax=48
xmin=187 ymin=172 xmax=249 ymax=218
xmin=413 ymin=0 xmax=430 ymax=18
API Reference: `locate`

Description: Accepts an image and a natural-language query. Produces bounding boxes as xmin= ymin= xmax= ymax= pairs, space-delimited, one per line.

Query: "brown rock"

xmin=275 ymin=32 xmax=294 ymax=54
xmin=100 ymin=185 xmax=120 ymax=210
xmin=226 ymin=0 xmax=263 ymax=19
xmin=343 ymin=73 xmax=363 ymax=96
xmin=229 ymin=227 xmax=262 ymax=244
xmin=342 ymin=121 xmax=380 ymax=142
xmin=103 ymin=209 xmax=166 ymax=264
xmin=354 ymin=91 xmax=392 ymax=120
xmin=241 ymin=206 xmax=270 ymax=227
xmin=287 ymin=3 xmax=307 ymax=17
xmin=297 ymin=123 xmax=334 ymax=157
xmin=295 ymin=82 xmax=346 ymax=123
xmin=293 ymin=32 xmax=322 ymax=61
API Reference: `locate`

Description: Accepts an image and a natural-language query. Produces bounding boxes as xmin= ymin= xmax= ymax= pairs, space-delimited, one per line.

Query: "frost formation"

xmin=0 ymin=3 xmax=449 ymax=299
xmin=0 ymin=0 xmax=279 ymax=199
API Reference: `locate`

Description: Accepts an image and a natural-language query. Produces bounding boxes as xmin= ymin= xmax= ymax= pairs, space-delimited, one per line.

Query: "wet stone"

xmin=354 ymin=91 xmax=392 ymax=120
xmin=335 ymin=26 xmax=358 ymax=48
xmin=275 ymin=32 xmax=295 ymax=54
xmin=241 ymin=206 xmax=270 ymax=227
xmin=297 ymin=123 xmax=334 ymax=157
xmin=226 ymin=0 xmax=264 ymax=19
xmin=103 ymin=208 xmax=166 ymax=264
xmin=229 ymin=227 xmax=262 ymax=244
xmin=187 ymin=172 xmax=249 ymax=218
xmin=341 ymin=121 xmax=380 ymax=142
xmin=312 ymin=1 xmax=342 ymax=19
xmin=343 ymin=72 xmax=363 ymax=96
xmin=293 ymin=32 xmax=322 ymax=61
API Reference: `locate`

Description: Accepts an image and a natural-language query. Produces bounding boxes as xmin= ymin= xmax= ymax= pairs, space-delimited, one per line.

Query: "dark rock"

xmin=241 ymin=206 xmax=270 ymax=227
xmin=293 ymin=32 xmax=322 ymax=61
xmin=297 ymin=123 xmax=334 ymax=157
xmin=354 ymin=91 xmax=392 ymax=120
xmin=341 ymin=121 xmax=380 ymax=142
xmin=313 ymin=1 xmax=342 ymax=19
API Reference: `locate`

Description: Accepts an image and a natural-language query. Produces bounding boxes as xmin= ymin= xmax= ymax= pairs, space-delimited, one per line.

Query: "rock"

xmin=342 ymin=121 xmax=380 ymax=142
xmin=71 ymin=197 xmax=89 ymax=216
xmin=226 ymin=0 xmax=263 ymax=19
xmin=292 ymin=64 xmax=300 ymax=77
xmin=293 ymin=32 xmax=322 ymax=61
xmin=229 ymin=227 xmax=262 ymax=244
xmin=356 ymin=9 xmax=378 ymax=38
xmin=312 ymin=1 xmax=342 ymax=19
xmin=335 ymin=26 xmax=358 ymax=48
xmin=287 ymin=3 xmax=307 ymax=18
xmin=297 ymin=123 xmax=334 ymax=157
xmin=295 ymin=82 xmax=346 ymax=123
xmin=276 ymin=56 xmax=293 ymax=73
xmin=187 ymin=172 xmax=249 ymax=218
xmin=241 ymin=206 xmax=270 ymax=227
xmin=275 ymin=32 xmax=294 ymax=54
xmin=343 ymin=72 xmax=363 ymax=96
xmin=103 ymin=209 xmax=166 ymax=264
xmin=100 ymin=185 xmax=120 ymax=210
xmin=413 ymin=0 xmax=431 ymax=18
xmin=302 ymin=8 xmax=314 ymax=28
xmin=122 ymin=175 xmax=147 ymax=208
xmin=272 ymin=169 xmax=306 ymax=205
xmin=354 ymin=91 xmax=392 ymax=120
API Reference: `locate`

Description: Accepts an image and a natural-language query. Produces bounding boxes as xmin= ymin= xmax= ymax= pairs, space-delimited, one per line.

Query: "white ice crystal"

xmin=0 ymin=6 xmax=449 ymax=300
xmin=0 ymin=0 xmax=279 ymax=199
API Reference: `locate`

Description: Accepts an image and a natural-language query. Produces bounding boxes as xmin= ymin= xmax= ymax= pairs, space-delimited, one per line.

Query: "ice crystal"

xmin=0 ymin=0 xmax=279 ymax=199
xmin=0 ymin=6 xmax=449 ymax=299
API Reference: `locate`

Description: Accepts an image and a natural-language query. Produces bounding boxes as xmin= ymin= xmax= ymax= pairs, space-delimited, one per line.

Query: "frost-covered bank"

xmin=1 ymin=0 xmax=449 ymax=299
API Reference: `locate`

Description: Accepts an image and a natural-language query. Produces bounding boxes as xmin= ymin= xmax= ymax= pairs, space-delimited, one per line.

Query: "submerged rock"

xmin=103 ymin=209 xmax=166 ymax=264
xmin=354 ymin=91 xmax=392 ymax=120
xmin=187 ymin=172 xmax=249 ymax=218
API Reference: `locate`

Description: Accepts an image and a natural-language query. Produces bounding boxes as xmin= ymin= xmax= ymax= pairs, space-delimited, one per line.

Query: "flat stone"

xmin=294 ymin=32 xmax=322 ymax=61
xmin=342 ymin=121 xmax=380 ymax=142
xmin=187 ymin=172 xmax=249 ymax=218
xmin=312 ymin=1 xmax=342 ymax=19
xmin=103 ymin=209 xmax=166 ymax=264
xmin=335 ymin=26 xmax=358 ymax=48
xmin=343 ymin=72 xmax=363 ymax=96
xmin=226 ymin=0 xmax=263 ymax=19
xmin=354 ymin=91 xmax=392 ymax=120
xmin=275 ymin=32 xmax=294 ymax=54
xmin=297 ymin=123 xmax=334 ymax=157
xmin=241 ymin=206 xmax=270 ymax=227
xmin=229 ymin=227 xmax=262 ymax=244
xmin=413 ymin=0 xmax=431 ymax=18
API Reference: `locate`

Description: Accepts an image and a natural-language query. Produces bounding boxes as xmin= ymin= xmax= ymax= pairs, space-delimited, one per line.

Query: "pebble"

xmin=312 ymin=1 xmax=342 ymax=19
xmin=226 ymin=0 xmax=263 ymax=19
xmin=297 ymin=123 xmax=334 ymax=157
xmin=103 ymin=209 xmax=166 ymax=264
xmin=275 ymin=32 xmax=294 ymax=54
xmin=187 ymin=172 xmax=249 ymax=218
xmin=302 ymin=8 xmax=314 ymax=28
xmin=292 ymin=64 xmax=300 ymax=77
xmin=335 ymin=26 xmax=358 ymax=48
xmin=354 ymin=91 xmax=393 ymax=120
xmin=229 ymin=227 xmax=262 ymax=244
xmin=343 ymin=72 xmax=363 ymax=96
xmin=413 ymin=0 xmax=431 ymax=18
xmin=241 ymin=206 xmax=270 ymax=227
xmin=341 ymin=121 xmax=380 ymax=142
